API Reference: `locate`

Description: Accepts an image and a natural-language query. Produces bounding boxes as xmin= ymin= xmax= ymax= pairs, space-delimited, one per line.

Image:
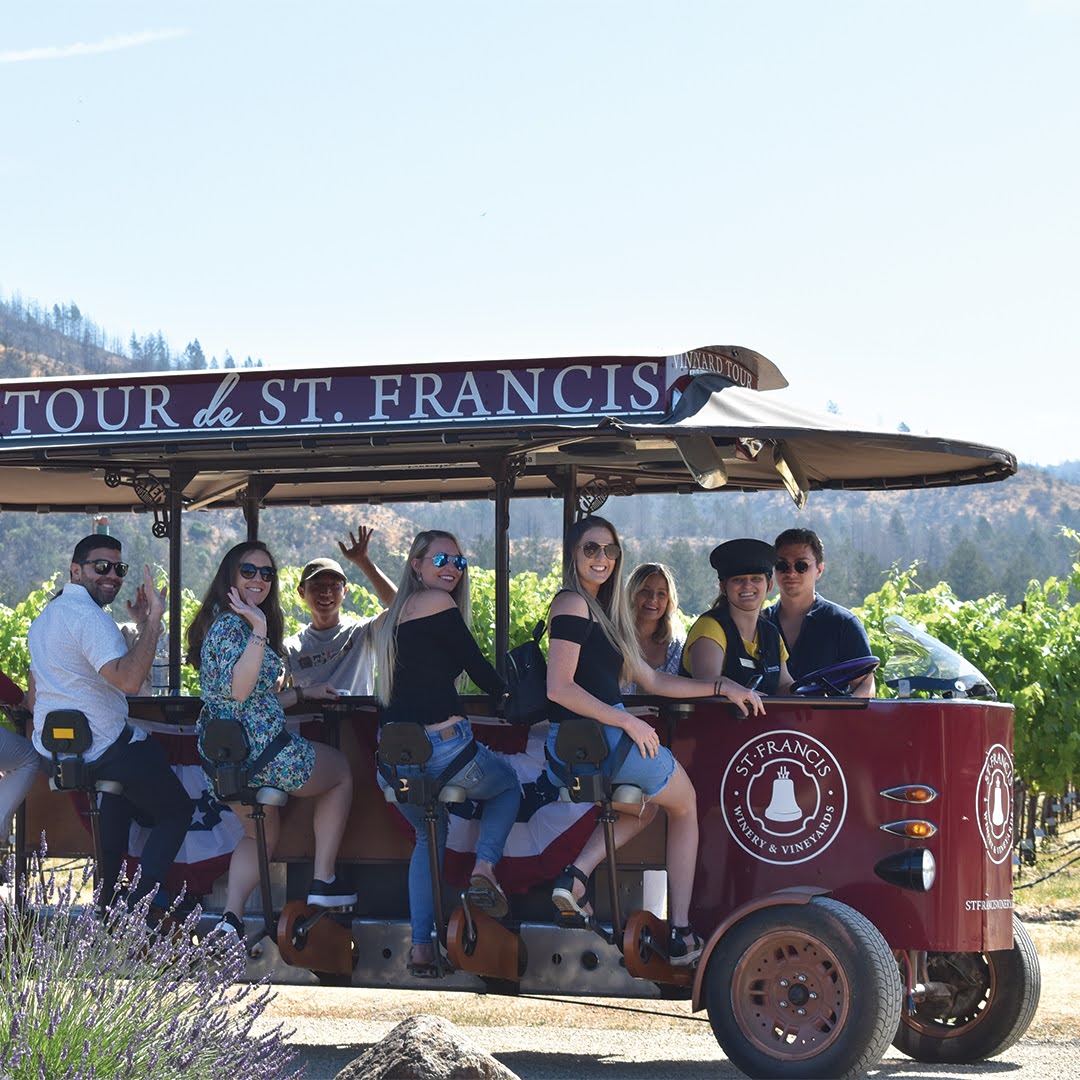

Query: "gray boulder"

xmin=334 ymin=1013 xmax=520 ymax=1080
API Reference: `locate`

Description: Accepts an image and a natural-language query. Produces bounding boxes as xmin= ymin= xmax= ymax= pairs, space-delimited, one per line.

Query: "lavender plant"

xmin=0 ymin=846 xmax=304 ymax=1079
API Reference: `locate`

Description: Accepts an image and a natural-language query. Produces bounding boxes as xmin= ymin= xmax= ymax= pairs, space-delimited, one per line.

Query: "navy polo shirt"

xmin=763 ymin=595 xmax=872 ymax=681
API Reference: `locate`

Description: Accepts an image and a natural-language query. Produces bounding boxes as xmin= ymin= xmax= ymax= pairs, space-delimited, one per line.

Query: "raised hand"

xmin=228 ymin=586 xmax=267 ymax=635
xmin=127 ymin=566 xmax=166 ymax=627
xmin=338 ymin=525 xmax=374 ymax=566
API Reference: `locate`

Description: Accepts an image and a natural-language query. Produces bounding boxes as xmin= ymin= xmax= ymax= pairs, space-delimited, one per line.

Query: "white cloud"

xmin=0 ymin=29 xmax=185 ymax=65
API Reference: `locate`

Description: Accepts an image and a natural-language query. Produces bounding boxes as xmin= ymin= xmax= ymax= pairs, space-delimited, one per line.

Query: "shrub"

xmin=0 ymin=847 xmax=303 ymax=1079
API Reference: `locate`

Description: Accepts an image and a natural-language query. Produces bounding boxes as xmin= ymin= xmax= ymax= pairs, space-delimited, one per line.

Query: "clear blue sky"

xmin=2 ymin=2 xmax=1076 ymax=465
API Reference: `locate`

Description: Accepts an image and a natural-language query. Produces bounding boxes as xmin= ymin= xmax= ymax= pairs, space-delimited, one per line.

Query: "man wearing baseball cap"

xmin=679 ymin=538 xmax=793 ymax=697
xmin=283 ymin=526 xmax=396 ymax=696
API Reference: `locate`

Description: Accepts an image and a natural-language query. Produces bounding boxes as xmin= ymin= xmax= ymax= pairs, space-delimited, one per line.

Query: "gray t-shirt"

xmin=283 ymin=615 xmax=378 ymax=695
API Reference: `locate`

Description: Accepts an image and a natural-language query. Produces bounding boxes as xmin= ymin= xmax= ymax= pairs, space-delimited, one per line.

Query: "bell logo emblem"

xmin=990 ymin=775 xmax=1006 ymax=828
xmin=764 ymin=765 xmax=802 ymax=822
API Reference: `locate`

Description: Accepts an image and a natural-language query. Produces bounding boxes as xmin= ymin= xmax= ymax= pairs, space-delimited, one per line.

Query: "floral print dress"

xmin=196 ymin=612 xmax=315 ymax=790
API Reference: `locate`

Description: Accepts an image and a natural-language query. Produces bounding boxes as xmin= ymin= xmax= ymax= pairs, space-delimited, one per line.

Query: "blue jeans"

xmin=0 ymin=723 xmax=48 ymax=838
xmin=378 ymin=721 xmax=521 ymax=945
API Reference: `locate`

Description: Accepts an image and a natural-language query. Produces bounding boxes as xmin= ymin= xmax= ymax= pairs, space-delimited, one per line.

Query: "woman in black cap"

xmin=546 ymin=516 xmax=764 ymax=967
xmin=679 ymin=538 xmax=793 ymax=696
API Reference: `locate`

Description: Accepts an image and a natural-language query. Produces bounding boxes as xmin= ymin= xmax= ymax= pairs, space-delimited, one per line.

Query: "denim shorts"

xmin=545 ymin=707 xmax=676 ymax=798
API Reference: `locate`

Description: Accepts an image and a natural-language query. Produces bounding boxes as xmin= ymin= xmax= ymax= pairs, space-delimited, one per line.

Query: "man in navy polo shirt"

xmin=763 ymin=528 xmax=876 ymax=698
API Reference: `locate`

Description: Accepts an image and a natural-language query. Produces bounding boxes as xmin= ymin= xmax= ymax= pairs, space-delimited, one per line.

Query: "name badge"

xmin=739 ymin=657 xmax=756 ymax=668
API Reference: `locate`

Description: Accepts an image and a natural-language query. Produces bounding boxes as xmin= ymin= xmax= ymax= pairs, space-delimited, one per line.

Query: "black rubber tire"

xmin=704 ymin=897 xmax=902 ymax=1080
xmin=893 ymin=915 xmax=1041 ymax=1063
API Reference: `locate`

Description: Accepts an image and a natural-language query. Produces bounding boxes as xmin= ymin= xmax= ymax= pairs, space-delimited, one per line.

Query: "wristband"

xmin=250 ymin=633 xmax=267 ymax=647
xmin=295 ymin=685 xmax=305 ymax=704
xmin=714 ymin=679 xmax=723 ymax=697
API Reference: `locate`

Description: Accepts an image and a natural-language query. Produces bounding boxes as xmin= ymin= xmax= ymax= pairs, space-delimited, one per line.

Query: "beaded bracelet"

xmin=249 ymin=633 xmax=267 ymax=647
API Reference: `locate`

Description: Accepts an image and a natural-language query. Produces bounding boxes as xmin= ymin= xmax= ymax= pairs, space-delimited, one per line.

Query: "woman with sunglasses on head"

xmin=763 ymin=528 xmax=875 ymax=697
xmin=373 ymin=530 xmax=521 ymax=976
xmin=187 ymin=541 xmax=356 ymax=940
xmin=621 ymin=562 xmax=685 ymax=695
xmin=546 ymin=516 xmax=764 ymax=967
xmin=679 ymin=538 xmax=794 ymax=697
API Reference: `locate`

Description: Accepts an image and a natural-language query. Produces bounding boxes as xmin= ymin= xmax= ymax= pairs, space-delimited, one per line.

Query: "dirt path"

xmin=258 ymin=916 xmax=1078 ymax=1079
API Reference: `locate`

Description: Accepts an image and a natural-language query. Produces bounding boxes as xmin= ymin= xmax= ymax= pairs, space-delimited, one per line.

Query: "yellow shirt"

xmin=684 ymin=613 xmax=790 ymax=664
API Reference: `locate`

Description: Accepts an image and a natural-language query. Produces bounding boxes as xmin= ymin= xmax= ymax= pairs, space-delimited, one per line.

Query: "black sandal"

xmin=668 ymin=924 xmax=704 ymax=967
xmin=552 ymin=864 xmax=592 ymax=919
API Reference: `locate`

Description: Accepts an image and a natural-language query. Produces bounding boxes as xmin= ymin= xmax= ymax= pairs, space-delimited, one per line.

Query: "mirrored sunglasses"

xmin=431 ymin=552 xmax=468 ymax=571
xmin=580 ymin=542 xmax=621 ymax=560
xmin=239 ymin=562 xmax=276 ymax=582
xmin=775 ymin=559 xmax=812 ymax=574
xmin=80 ymin=559 xmax=129 ymax=578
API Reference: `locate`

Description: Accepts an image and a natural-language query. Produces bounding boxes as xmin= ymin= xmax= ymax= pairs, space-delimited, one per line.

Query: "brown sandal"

xmin=407 ymin=943 xmax=439 ymax=978
xmin=466 ymin=872 xmax=509 ymax=919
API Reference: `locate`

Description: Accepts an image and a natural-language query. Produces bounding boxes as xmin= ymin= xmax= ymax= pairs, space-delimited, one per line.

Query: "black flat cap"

xmin=709 ymin=538 xmax=775 ymax=578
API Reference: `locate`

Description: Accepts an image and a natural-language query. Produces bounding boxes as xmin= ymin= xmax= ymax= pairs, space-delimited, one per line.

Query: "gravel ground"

xmin=257 ymin=918 xmax=1080 ymax=1080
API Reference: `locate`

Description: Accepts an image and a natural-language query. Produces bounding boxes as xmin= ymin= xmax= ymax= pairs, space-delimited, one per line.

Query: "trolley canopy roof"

xmin=0 ymin=346 xmax=1016 ymax=515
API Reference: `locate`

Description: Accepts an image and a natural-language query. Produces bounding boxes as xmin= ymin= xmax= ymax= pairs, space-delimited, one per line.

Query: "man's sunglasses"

xmin=775 ymin=559 xmax=813 ymax=574
xmin=580 ymin=542 xmax=622 ymax=561
xmin=79 ymin=559 xmax=129 ymax=578
xmin=431 ymin=553 xmax=468 ymax=571
xmin=239 ymin=563 xmax=276 ymax=582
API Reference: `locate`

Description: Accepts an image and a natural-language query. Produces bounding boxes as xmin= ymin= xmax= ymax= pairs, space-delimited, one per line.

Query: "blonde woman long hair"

xmin=374 ymin=529 xmax=472 ymax=706
xmin=562 ymin=515 xmax=641 ymax=684
xmin=624 ymin=562 xmax=680 ymax=646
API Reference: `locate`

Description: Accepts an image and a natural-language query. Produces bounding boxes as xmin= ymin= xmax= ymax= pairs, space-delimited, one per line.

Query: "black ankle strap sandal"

xmin=668 ymin=924 xmax=705 ymax=967
xmin=552 ymin=864 xmax=592 ymax=918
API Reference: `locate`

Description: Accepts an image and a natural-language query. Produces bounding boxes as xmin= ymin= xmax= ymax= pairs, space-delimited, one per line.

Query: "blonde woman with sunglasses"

xmin=187 ymin=541 xmax=356 ymax=940
xmin=545 ymin=516 xmax=764 ymax=967
xmin=373 ymin=530 xmax=521 ymax=976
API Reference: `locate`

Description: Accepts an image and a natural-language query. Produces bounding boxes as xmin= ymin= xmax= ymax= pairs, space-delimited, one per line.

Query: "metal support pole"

xmin=494 ymin=462 xmax=512 ymax=668
xmin=601 ymin=803 xmax=624 ymax=936
xmin=561 ymin=466 xmax=578 ymax=562
xmin=426 ymin=803 xmax=447 ymax=948
xmin=243 ymin=483 xmax=261 ymax=542
xmin=168 ymin=475 xmax=183 ymax=691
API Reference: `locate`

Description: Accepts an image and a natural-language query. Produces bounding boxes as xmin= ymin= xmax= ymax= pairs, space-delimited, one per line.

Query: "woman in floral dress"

xmin=186 ymin=541 xmax=356 ymax=938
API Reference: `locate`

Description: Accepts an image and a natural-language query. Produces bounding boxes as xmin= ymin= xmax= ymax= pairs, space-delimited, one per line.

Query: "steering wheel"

xmin=790 ymin=656 xmax=880 ymax=698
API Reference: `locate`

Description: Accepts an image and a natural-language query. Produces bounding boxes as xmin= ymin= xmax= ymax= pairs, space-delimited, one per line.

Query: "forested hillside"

xmin=1 ymin=289 xmax=1077 ymax=615
xmin=0 ymin=291 xmax=260 ymax=377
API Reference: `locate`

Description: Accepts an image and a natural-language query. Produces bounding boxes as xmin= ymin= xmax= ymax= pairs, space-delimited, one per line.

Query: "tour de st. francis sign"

xmin=1 ymin=350 xmax=765 ymax=448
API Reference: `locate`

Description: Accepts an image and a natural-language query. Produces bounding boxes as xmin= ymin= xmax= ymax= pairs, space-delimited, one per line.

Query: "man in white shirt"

xmin=284 ymin=526 xmax=397 ymax=696
xmin=28 ymin=534 xmax=192 ymax=912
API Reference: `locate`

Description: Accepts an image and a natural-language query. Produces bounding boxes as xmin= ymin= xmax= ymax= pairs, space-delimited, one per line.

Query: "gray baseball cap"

xmin=299 ymin=557 xmax=348 ymax=586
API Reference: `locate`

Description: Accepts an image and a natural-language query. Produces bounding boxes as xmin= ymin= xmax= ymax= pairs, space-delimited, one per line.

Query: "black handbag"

xmin=503 ymin=620 xmax=548 ymax=726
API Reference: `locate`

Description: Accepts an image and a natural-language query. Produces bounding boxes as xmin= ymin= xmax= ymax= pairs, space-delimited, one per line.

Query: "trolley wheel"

xmin=704 ymin=897 xmax=901 ymax=1080
xmin=894 ymin=915 xmax=1041 ymax=1063
xmin=622 ymin=910 xmax=692 ymax=988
